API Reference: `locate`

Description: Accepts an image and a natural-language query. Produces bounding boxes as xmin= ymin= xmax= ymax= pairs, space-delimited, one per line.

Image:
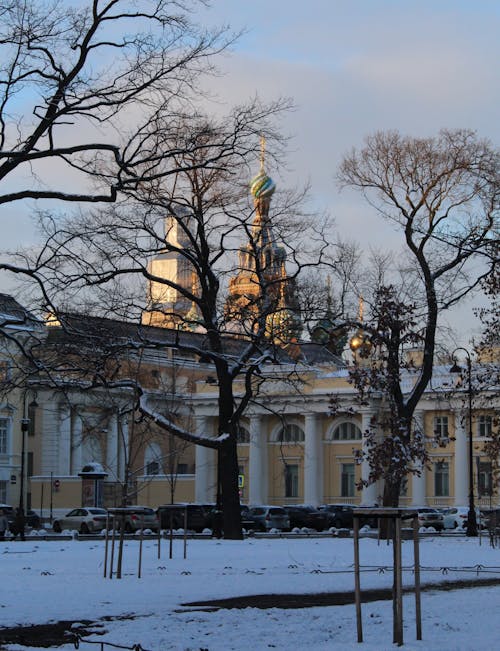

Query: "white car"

xmin=52 ymin=507 xmax=108 ymax=534
xmin=442 ymin=506 xmax=480 ymax=530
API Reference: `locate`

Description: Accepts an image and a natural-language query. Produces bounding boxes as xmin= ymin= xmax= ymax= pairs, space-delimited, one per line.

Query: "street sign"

xmin=238 ymin=474 xmax=245 ymax=489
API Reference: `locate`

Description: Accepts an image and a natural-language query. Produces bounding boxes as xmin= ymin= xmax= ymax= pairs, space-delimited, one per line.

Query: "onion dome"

xmin=266 ymin=308 xmax=302 ymax=344
xmin=250 ymin=171 xmax=276 ymax=200
xmin=349 ymin=329 xmax=372 ymax=356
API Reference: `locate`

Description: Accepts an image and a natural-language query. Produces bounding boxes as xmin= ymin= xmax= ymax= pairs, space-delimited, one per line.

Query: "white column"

xmin=117 ymin=414 xmax=128 ymax=482
xmin=195 ymin=416 xmax=215 ymax=503
xmin=106 ymin=411 xmax=119 ymax=480
xmin=71 ymin=408 xmax=83 ymax=475
xmin=304 ymin=413 xmax=322 ymax=505
xmin=41 ymin=401 xmax=59 ymax=474
xmin=454 ymin=411 xmax=468 ymax=505
xmin=411 ymin=412 xmax=427 ymax=506
xmin=58 ymin=404 xmax=71 ymax=475
xmin=249 ymin=415 xmax=267 ymax=505
xmin=361 ymin=411 xmax=378 ymax=505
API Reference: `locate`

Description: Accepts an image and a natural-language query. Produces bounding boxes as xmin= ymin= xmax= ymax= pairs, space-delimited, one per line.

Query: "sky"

xmin=2 ymin=531 xmax=500 ymax=650
xmin=1 ymin=0 xmax=498 ymax=343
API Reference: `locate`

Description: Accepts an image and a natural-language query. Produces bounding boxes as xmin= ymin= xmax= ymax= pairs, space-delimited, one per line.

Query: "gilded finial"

xmin=358 ymin=295 xmax=364 ymax=322
xmin=260 ymin=134 xmax=266 ymax=172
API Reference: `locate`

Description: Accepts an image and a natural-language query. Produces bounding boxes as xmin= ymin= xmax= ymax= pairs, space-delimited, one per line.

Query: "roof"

xmin=0 ymin=293 xmax=41 ymax=330
xmin=44 ymin=311 xmax=344 ymax=368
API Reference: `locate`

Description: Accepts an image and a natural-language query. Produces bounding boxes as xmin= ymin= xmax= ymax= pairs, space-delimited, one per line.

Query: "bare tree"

xmin=0 ymin=0 xmax=234 ymax=206
xmin=12 ymin=110 xmax=335 ymax=539
xmin=337 ymin=129 xmax=499 ymax=507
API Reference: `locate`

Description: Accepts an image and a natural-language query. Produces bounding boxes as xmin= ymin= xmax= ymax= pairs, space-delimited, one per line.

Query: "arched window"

xmin=237 ymin=426 xmax=250 ymax=444
xmin=277 ymin=423 xmax=305 ymax=443
xmin=332 ymin=422 xmax=362 ymax=441
xmin=145 ymin=442 xmax=163 ymax=475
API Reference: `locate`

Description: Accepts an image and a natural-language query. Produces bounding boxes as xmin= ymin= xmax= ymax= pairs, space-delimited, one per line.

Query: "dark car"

xmin=25 ymin=510 xmax=42 ymax=529
xmin=480 ymin=508 xmax=500 ymax=532
xmin=283 ymin=505 xmax=329 ymax=531
xmin=204 ymin=504 xmax=256 ymax=534
xmin=157 ymin=504 xmax=212 ymax=532
xmin=319 ymin=504 xmax=355 ymax=529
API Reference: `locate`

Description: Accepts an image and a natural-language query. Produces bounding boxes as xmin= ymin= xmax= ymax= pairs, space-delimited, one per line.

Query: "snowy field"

xmin=2 ymin=530 xmax=500 ymax=650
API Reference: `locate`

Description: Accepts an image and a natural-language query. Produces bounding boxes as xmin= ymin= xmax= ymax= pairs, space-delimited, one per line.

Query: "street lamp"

xmin=449 ymin=348 xmax=478 ymax=537
xmin=18 ymin=392 xmax=38 ymax=540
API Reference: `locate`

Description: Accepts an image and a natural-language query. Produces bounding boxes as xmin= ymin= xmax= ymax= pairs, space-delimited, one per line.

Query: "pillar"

xmin=117 ymin=414 xmax=128 ymax=482
xmin=361 ymin=411 xmax=378 ymax=505
xmin=454 ymin=411 xmax=468 ymax=505
xmin=304 ymin=413 xmax=322 ymax=505
xmin=41 ymin=401 xmax=59 ymax=474
xmin=411 ymin=412 xmax=427 ymax=506
xmin=71 ymin=408 xmax=83 ymax=475
xmin=106 ymin=411 xmax=119 ymax=480
xmin=195 ymin=416 xmax=216 ymax=503
xmin=249 ymin=415 xmax=267 ymax=504
xmin=58 ymin=404 xmax=71 ymax=475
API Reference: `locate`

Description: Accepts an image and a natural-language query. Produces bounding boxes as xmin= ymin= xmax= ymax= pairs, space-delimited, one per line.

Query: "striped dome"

xmin=250 ymin=171 xmax=276 ymax=199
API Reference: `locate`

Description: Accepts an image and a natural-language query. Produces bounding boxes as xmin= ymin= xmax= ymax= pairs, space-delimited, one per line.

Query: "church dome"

xmin=250 ymin=171 xmax=276 ymax=200
xmin=265 ymin=307 xmax=302 ymax=344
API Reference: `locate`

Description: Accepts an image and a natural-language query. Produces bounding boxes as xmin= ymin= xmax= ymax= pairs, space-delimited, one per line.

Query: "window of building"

xmin=477 ymin=415 xmax=493 ymax=438
xmin=433 ymin=416 xmax=449 ymax=439
xmin=332 ymin=422 xmax=362 ymax=441
xmin=0 ymin=418 xmax=9 ymax=455
xmin=237 ymin=426 xmax=250 ymax=444
xmin=434 ymin=461 xmax=449 ymax=497
xmin=27 ymin=451 xmax=34 ymax=478
xmin=27 ymin=403 xmax=36 ymax=437
xmin=0 ymin=480 xmax=6 ymax=503
xmin=284 ymin=464 xmax=299 ymax=498
xmin=478 ymin=461 xmax=492 ymax=496
xmin=341 ymin=463 xmax=355 ymax=497
xmin=144 ymin=442 xmax=162 ymax=476
xmin=278 ymin=424 xmax=305 ymax=443
xmin=177 ymin=463 xmax=188 ymax=475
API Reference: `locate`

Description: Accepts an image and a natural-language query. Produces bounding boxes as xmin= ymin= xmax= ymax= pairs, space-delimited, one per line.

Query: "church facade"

xmin=0 ymin=154 xmax=498 ymax=520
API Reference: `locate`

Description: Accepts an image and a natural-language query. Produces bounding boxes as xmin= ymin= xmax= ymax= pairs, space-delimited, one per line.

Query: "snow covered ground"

xmin=2 ymin=529 xmax=500 ymax=650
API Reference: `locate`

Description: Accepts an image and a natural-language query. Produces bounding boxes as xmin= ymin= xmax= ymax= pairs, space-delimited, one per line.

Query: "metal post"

xmin=413 ymin=515 xmax=422 ymax=640
xmin=395 ymin=517 xmax=403 ymax=645
xmin=353 ymin=515 xmax=362 ymax=643
xmin=183 ymin=506 xmax=187 ymax=560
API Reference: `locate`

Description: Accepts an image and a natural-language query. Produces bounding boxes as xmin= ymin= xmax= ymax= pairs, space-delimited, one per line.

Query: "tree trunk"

xmin=219 ymin=436 xmax=243 ymax=540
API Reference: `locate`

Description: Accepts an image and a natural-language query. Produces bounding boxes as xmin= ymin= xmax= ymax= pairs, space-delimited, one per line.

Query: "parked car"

xmin=480 ymin=508 xmax=500 ymax=532
xmin=203 ymin=504 xmax=256 ymax=534
xmin=0 ymin=504 xmax=15 ymax=533
xmin=319 ymin=504 xmax=377 ymax=529
xmin=443 ymin=506 xmax=481 ymax=530
xmin=0 ymin=505 xmax=41 ymax=534
xmin=52 ymin=507 xmax=108 ymax=534
xmin=283 ymin=505 xmax=329 ymax=531
xmin=247 ymin=506 xmax=290 ymax=532
xmin=25 ymin=509 xmax=42 ymax=529
xmin=157 ymin=504 xmax=212 ymax=532
xmin=108 ymin=506 xmax=159 ymax=533
xmin=319 ymin=504 xmax=355 ymax=529
xmin=416 ymin=508 xmax=444 ymax=531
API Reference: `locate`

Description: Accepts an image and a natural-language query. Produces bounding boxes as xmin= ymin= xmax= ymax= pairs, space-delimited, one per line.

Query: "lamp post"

xmin=18 ymin=392 xmax=38 ymax=540
xmin=450 ymin=348 xmax=478 ymax=537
